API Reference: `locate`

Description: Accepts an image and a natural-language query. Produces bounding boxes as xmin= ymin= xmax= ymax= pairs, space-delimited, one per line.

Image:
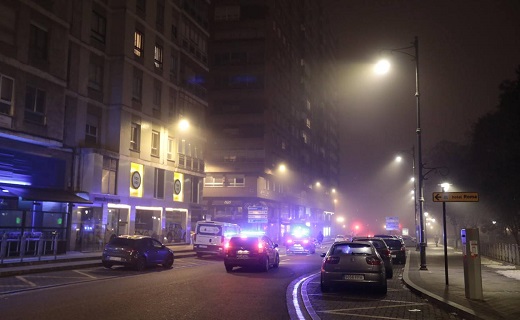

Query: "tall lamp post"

xmin=376 ymin=36 xmax=427 ymax=270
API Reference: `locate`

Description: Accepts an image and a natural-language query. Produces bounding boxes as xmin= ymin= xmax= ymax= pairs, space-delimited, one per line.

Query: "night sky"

xmin=324 ymin=0 xmax=520 ymax=235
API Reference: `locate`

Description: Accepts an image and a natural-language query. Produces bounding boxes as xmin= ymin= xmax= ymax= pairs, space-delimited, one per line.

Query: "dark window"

xmin=102 ymin=156 xmax=118 ymax=194
xmin=132 ymin=69 xmax=143 ymax=101
xmin=91 ymin=11 xmax=106 ymax=44
xmin=0 ymin=74 xmax=14 ymax=115
xmin=88 ymin=60 xmax=103 ymax=91
xmin=30 ymin=24 xmax=48 ymax=61
xmin=24 ymin=86 xmax=46 ymax=125
xmin=154 ymin=168 xmax=165 ymax=199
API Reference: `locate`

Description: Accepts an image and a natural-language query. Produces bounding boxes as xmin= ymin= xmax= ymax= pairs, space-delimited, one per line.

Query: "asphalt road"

xmin=0 ymin=249 xmax=462 ymax=320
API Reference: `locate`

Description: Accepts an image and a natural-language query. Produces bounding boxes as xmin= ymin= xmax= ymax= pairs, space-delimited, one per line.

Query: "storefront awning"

xmin=0 ymin=185 xmax=92 ymax=204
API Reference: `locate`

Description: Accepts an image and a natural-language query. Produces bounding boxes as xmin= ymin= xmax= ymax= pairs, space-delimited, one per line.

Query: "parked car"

xmin=320 ymin=241 xmax=387 ymax=294
xmin=381 ymin=237 xmax=407 ymax=264
xmin=224 ymin=234 xmax=280 ymax=272
xmin=286 ymin=235 xmax=316 ymax=254
xmin=352 ymin=237 xmax=393 ymax=278
xmin=101 ymin=235 xmax=174 ymax=271
xmin=334 ymin=235 xmax=346 ymax=242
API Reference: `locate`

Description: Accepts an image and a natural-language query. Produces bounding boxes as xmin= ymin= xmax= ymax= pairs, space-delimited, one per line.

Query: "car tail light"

xmin=193 ymin=234 xmax=197 ymax=242
xmin=257 ymin=241 xmax=264 ymax=253
xmin=366 ymin=257 xmax=382 ymax=265
xmin=382 ymin=249 xmax=391 ymax=258
xmin=287 ymin=239 xmax=293 ymax=244
xmin=303 ymin=239 xmax=309 ymax=244
xmin=324 ymin=256 xmax=340 ymax=265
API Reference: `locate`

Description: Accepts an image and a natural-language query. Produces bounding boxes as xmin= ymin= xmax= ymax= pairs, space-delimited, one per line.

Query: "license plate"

xmin=108 ymin=256 xmax=122 ymax=261
xmin=198 ymin=245 xmax=207 ymax=248
xmin=237 ymin=254 xmax=248 ymax=259
xmin=344 ymin=274 xmax=364 ymax=280
xmin=391 ymin=254 xmax=397 ymax=258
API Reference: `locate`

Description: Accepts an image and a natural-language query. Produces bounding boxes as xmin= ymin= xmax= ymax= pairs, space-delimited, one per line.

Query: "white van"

xmin=193 ymin=221 xmax=241 ymax=257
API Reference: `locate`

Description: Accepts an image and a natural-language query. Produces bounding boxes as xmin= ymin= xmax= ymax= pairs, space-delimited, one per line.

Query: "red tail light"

xmin=257 ymin=241 xmax=264 ymax=253
xmin=324 ymin=256 xmax=340 ymax=264
xmin=287 ymin=239 xmax=293 ymax=244
xmin=366 ymin=257 xmax=382 ymax=265
xmin=383 ymin=249 xmax=391 ymax=257
xmin=303 ymin=239 xmax=309 ymax=244
xmin=193 ymin=234 xmax=197 ymax=242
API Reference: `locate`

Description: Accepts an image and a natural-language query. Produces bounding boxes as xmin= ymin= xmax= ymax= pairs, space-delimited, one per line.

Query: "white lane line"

xmin=73 ymin=270 xmax=97 ymax=279
xmin=15 ymin=276 xmax=37 ymax=287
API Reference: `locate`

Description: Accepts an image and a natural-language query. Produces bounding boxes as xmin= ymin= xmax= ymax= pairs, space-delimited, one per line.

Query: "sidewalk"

xmin=0 ymin=243 xmax=196 ymax=277
xmin=403 ymin=244 xmax=520 ymax=320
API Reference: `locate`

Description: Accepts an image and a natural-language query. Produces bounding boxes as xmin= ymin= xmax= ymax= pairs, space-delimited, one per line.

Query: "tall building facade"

xmin=203 ymin=0 xmax=340 ymax=241
xmin=0 ymin=0 xmax=209 ymax=254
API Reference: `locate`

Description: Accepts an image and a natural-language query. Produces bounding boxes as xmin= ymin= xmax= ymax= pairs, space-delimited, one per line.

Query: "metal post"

xmin=414 ymin=36 xmax=427 ymax=270
xmin=443 ymin=189 xmax=449 ymax=285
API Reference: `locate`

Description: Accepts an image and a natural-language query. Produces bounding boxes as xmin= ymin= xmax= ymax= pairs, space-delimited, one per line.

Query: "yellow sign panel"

xmin=130 ymin=162 xmax=143 ymax=197
xmin=173 ymin=172 xmax=184 ymax=202
xmin=432 ymin=192 xmax=479 ymax=202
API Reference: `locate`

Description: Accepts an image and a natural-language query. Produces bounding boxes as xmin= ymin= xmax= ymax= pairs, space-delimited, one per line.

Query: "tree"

xmin=468 ymin=66 xmax=520 ymax=245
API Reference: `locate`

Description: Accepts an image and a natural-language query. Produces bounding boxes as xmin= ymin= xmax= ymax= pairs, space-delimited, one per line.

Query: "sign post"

xmin=432 ymin=191 xmax=479 ymax=286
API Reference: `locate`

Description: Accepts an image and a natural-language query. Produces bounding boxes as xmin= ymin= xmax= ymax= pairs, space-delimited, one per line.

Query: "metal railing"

xmin=1 ymin=232 xmax=60 ymax=264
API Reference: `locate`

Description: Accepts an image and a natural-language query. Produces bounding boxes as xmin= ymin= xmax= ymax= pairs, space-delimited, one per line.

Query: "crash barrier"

xmin=480 ymin=243 xmax=520 ymax=265
xmin=1 ymin=232 xmax=60 ymax=263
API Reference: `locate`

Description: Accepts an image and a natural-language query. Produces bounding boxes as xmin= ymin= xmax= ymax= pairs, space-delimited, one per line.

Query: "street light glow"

xmin=395 ymin=155 xmax=403 ymax=162
xmin=374 ymin=59 xmax=391 ymax=75
xmin=178 ymin=119 xmax=190 ymax=131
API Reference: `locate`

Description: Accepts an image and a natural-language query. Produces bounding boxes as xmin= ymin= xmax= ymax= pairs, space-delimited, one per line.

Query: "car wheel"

xmin=162 ymin=254 xmax=174 ymax=269
xmin=261 ymin=256 xmax=269 ymax=272
xmin=135 ymin=256 xmax=147 ymax=271
xmin=320 ymin=277 xmax=330 ymax=292
xmin=378 ymin=281 xmax=388 ymax=294
xmin=102 ymin=262 xmax=113 ymax=269
xmin=273 ymin=253 xmax=280 ymax=268
xmin=225 ymin=264 xmax=233 ymax=272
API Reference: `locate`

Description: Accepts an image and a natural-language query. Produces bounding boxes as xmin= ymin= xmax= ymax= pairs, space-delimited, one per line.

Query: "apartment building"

xmin=203 ymin=0 xmax=340 ymax=241
xmin=0 ymin=0 xmax=209 ymax=254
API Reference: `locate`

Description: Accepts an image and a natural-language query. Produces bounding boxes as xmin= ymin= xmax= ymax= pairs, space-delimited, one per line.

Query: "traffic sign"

xmin=432 ymin=192 xmax=479 ymax=202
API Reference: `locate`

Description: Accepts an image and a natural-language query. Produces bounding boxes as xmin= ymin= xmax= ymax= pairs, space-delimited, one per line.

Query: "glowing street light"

xmin=377 ymin=36 xmax=427 ymax=270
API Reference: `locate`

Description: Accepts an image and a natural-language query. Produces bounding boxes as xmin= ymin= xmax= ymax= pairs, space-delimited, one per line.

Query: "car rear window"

xmin=109 ymin=238 xmax=134 ymax=246
xmin=229 ymin=237 xmax=258 ymax=247
xmin=384 ymin=239 xmax=403 ymax=247
xmin=332 ymin=243 xmax=372 ymax=255
xmin=196 ymin=224 xmax=223 ymax=236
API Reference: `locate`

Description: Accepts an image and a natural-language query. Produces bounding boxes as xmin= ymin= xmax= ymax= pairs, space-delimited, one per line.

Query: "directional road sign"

xmin=432 ymin=192 xmax=479 ymax=202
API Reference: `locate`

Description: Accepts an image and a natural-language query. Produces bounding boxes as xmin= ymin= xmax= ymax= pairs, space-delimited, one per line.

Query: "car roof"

xmin=115 ymin=235 xmax=151 ymax=240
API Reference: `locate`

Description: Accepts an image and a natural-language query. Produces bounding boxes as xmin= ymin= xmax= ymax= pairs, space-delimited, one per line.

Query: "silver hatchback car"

xmin=320 ymin=241 xmax=387 ymax=294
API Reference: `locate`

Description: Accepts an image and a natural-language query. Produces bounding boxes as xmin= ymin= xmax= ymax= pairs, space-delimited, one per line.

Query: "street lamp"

xmin=396 ymin=146 xmax=418 ymax=250
xmin=377 ymin=36 xmax=427 ymax=270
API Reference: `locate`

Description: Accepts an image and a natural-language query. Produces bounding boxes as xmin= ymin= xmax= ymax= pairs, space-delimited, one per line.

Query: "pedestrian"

xmin=434 ymin=235 xmax=439 ymax=247
xmin=317 ymin=231 xmax=324 ymax=247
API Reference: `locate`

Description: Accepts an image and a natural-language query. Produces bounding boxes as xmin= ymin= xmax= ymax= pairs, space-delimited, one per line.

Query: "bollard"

xmin=53 ymin=234 xmax=58 ymax=259
xmin=20 ymin=232 xmax=27 ymax=262
xmin=0 ymin=233 xmax=8 ymax=263
xmin=37 ymin=233 xmax=44 ymax=260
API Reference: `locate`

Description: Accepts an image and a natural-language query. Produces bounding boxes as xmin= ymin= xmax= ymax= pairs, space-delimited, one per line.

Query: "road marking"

xmin=15 ymin=276 xmax=36 ymax=287
xmin=74 ymin=270 xmax=97 ymax=279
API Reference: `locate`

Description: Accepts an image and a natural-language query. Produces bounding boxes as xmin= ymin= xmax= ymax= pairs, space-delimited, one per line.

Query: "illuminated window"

xmin=154 ymin=44 xmax=163 ymax=69
xmin=151 ymin=130 xmax=160 ymax=157
xmin=134 ymin=30 xmax=143 ymax=57
xmin=167 ymin=137 xmax=175 ymax=161
xmin=130 ymin=123 xmax=141 ymax=152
